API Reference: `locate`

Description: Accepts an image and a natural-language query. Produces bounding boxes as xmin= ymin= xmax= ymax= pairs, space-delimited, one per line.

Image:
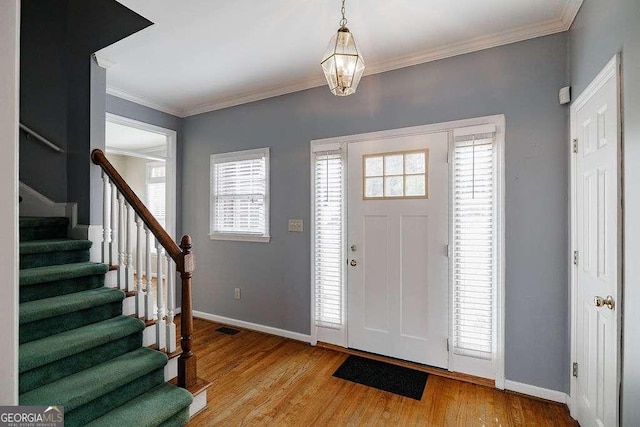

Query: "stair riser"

xmin=20 ymin=250 xmax=90 ymax=269
xmin=65 ymin=369 xmax=165 ymax=427
xmin=20 ymin=275 xmax=105 ymax=303
xmin=20 ymin=226 xmax=67 ymax=242
xmin=20 ymin=302 xmax=123 ymax=344
xmin=158 ymin=408 xmax=190 ymax=427
xmin=20 ymin=332 xmax=143 ymax=394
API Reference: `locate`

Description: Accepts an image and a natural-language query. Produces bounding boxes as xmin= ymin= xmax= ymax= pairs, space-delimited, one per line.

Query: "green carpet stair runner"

xmin=19 ymin=217 xmax=192 ymax=426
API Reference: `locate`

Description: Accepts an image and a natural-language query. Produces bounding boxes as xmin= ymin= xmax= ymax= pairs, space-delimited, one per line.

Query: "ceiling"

xmin=105 ymin=121 xmax=167 ymax=154
xmin=99 ymin=0 xmax=582 ymax=117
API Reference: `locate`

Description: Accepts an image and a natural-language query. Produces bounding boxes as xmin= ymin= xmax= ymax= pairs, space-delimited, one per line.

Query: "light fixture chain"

xmin=340 ymin=0 xmax=347 ymax=27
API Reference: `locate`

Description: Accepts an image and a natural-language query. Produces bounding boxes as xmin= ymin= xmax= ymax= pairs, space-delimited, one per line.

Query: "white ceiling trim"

xmin=106 ymin=85 xmax=184 ymax=117
xmin=108 ymin=0 xmax=583 ymax=118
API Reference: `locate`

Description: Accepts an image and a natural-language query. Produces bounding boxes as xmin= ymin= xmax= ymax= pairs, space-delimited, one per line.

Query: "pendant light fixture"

xmin=321 ymin=0 xmax=365 ymax=96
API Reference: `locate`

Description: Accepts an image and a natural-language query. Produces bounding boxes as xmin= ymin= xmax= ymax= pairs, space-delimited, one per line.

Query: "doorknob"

xmin=350 ymin=260 xmax=357 ymax=267
xmin=594 ymin=295 xmax=615 ymax=310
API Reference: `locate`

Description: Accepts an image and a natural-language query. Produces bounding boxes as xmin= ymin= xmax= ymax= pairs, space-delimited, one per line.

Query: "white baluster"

xmin=101 ymin=172 xmax=111 ymax=264
xmin=156 ymin=240 xmax=166 ymax=351
xmin=144 ymin=225 xmax=156 ymax=321
xmin=125 ymin=202 xmax=134 ymax=292
xmin=135 ymin=216 xmax=144 ymax=318
xmin=165 ymin=254 xmax=177 ymax=353
xmin=110 ymin=182 xmax=118 ymax=266
xmin=116 ymin=192 xmax=126 ymax=289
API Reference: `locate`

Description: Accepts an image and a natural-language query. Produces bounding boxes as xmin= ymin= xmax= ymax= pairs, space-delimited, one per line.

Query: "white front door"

xmin=347 ymin=132 xmax=449 ymax=367
xmin=573 ymin=58 xmax=620 ymax=427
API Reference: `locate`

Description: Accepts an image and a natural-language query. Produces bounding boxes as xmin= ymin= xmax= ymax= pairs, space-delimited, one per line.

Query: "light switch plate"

xmin=288 ymin=219 xmax=303 ymax=232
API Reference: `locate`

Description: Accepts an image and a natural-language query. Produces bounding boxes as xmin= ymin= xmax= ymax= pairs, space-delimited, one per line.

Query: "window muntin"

xmin=210 ymin=148 xmax=270 ymax=242
xmin=363 ymin=150 xmax=429 ymax=199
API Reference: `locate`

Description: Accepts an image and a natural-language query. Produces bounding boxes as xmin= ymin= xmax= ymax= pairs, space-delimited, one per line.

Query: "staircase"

xmin=18 ymin=216 xmax=193 ymax=426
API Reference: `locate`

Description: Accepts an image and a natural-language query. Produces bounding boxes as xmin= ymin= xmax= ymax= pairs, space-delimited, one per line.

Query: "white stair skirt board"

xmin=189 ymin=389 xmax=207 ymax=418
xmin=19 ymin=182 xmax=105 ymax=261
xmin=193 ymin=311 xmax=312 ymax=343
xmin=164 ymin=356 xmax=177 ymax=382
xmin=67 ymin=225 xmax=103 ymax=263
xmin=19 ymin=181 xmax=71 ymax=218
xmin=504 ymin=380 xmax=569 ymax=404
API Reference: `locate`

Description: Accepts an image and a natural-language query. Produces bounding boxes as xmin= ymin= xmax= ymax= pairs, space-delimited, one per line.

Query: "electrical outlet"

xmin=234 ymin=288 xmax=241 ymax=300
xmin=288 ymin=219 xmax=303 ymax=232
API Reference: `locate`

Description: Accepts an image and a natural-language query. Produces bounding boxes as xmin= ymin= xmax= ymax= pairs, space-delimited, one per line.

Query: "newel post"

xmin=178 ymin=235 xmax=197 ymax=388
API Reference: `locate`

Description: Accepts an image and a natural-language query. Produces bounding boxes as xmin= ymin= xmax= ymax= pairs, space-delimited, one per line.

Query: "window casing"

xmin=210 ymin=148 xmax=270 ymax=242
xmin=146 ymin=161 xmax=166 ymax=229
xmin=313 ymin=150 xmax=344 ymax=328
xmin=451 ymin=125 xmax=497 ymax=362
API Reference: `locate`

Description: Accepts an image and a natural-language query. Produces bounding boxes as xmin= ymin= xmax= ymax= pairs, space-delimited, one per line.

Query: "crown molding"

xmin=108 ymin=0 xmax=584 ymax=118
xmin=106 ymin=85 xmax=185 ymax=117
xmin=93 ymin=53 xmax=117 ymax=69
xmin=560 ymin=0 xmax=584 ymax=30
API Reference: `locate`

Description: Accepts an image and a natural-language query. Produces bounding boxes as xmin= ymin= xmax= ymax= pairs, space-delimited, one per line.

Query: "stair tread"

xmin=20 ymin=316 xmax=145 ymax=373
xmin=85 ymin=382 xmax=193 ymax=427
xmin=20 ymin=262 xmax=108 ymax=286
xmin=20 ymin=288 xmax=125 ymax=324
xmin=20 ymin=238 xmax=92 ymax=254
xmin=20 ymin=347 xmax=168 ymax=411
xmin=19 ymin=217 xmax=69 ymax=228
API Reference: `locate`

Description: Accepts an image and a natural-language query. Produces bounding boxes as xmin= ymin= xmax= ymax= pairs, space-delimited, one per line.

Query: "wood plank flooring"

xmin=187 ymin=318 xmax=576 ymax=426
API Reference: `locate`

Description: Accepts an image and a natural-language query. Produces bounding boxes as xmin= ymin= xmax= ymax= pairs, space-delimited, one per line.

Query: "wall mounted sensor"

xmin=559 ymin=86 xmax=571 ymax=105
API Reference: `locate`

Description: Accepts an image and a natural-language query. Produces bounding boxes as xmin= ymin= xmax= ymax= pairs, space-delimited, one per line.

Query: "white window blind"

xmin=210 ymin=148 xmax=269 ymax=240
xmin=452 ymin=128 xmax=496 ymax=360
xmin=314 ymin=150 xmax=343 ymax=328
xmin=146 ymin=162 xmax=166 ymax=229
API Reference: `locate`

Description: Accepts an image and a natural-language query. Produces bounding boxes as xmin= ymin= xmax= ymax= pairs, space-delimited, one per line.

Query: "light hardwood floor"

xmin=187 ymin=318 xmax=576 ymax=426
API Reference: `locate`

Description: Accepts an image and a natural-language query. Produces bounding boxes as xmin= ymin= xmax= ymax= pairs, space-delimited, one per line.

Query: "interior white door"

xmin=574 ymin=62 xmax=620 ymax=427
xmin=347 ymin=132 xmax=449 ymax=367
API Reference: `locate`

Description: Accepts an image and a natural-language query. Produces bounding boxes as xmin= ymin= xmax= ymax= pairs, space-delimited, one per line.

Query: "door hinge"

xmin=572 ymin=139 xmax=578 ymax=154
xmin=446 ymin=244 xmax=450 ymax=257
xmin=573 ymin=251 xmax=579 ymax=266
xmin=447 ymin=338 xmax=450 ymax=352
xmin=573 ymin=362 xmax=578 ymax=378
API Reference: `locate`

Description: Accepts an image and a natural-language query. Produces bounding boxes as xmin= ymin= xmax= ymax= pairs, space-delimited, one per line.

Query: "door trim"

xmin=310 ymin=115 xmax=505 ymax=387
xmin=105 ymin=113 xmax=178 ymax=241
xmin=569 ymin=53 xmax=622 ymax=419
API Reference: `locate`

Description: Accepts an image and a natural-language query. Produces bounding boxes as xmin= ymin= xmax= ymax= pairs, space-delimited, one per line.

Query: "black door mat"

xmin=333 ymin=355 xmax=428 ymax=400
xmin=216 ymin=326 xmax=240 ymax=335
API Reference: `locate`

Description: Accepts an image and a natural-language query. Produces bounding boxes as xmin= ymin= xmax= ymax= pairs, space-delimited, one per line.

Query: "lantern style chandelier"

xmin=321 ymin=0 xmax=365 ymax=96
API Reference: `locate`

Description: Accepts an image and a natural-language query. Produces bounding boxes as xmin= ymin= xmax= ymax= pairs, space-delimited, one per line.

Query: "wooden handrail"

xmin=92 ymin=149 xmax=181 ymax=261
xmin=91 ymin=148 xmax=197 ymax=389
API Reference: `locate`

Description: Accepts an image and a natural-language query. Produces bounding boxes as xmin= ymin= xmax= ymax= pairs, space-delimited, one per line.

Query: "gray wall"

xmin=569 ymin=0 xmax=640 ymax=424
xmin=19 ymin=0 xmax=152 ymax=224
xmin=182 ymin=33 xmax=570 ymax=392
xmin=19 ymin=0 xmax=68 ymax=202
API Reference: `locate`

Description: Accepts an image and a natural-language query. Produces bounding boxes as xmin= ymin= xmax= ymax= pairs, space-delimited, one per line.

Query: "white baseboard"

xmin=504 ymin=380 xmax=569 ymax=404
xmin=192 ymin=310 xmax=311 ymax=343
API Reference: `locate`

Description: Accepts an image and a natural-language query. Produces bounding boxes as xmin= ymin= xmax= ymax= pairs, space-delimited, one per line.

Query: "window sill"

xmin=209 ymin=234 xmax=271 ymax=243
